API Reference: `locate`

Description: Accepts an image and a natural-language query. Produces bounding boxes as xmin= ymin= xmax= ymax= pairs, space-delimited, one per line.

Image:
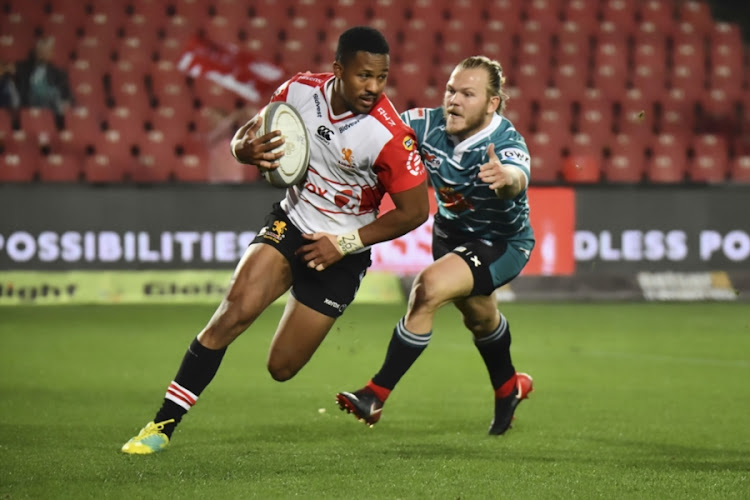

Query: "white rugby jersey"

xmin=269 ymin=73 xmax=425 ymax=237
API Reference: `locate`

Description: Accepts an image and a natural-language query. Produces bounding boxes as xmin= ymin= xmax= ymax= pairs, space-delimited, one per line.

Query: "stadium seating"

xmin=2 ymin=0 xmax=746 ymax=186
xmin=39 ymin=153 xmax=83 ymax=182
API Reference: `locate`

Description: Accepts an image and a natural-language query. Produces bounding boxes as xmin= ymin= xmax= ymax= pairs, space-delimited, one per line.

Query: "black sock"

xmin=154 ymin=337 xmax=227 ymax=437
xmin=371 ymin=317 xmax=431 ymax=390
xmin=474 ymin=314 xmax=515 ymax=392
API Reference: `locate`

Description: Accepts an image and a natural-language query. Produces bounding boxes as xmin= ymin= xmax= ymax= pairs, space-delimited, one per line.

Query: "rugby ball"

xmin=259 ymin=102 xmax=311 ymax=188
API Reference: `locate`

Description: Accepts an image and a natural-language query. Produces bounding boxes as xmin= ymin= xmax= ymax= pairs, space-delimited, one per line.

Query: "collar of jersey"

xmin=451 ymin=113 xmax=504 ymax=157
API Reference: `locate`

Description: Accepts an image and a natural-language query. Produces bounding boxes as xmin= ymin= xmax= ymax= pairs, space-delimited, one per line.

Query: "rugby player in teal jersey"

xmin=337 ymin=56 xmax=535 ymax=435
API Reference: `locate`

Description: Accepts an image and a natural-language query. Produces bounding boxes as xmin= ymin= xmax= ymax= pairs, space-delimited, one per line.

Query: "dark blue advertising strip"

xmin=574 ymin=186 xmax=750 ymax=273
xmin=0 ymin=184 xmax=285 ymax=270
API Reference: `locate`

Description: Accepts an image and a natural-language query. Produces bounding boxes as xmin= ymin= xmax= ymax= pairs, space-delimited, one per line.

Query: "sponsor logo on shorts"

xmin=324 ymin=297 xmax=347 ymax=312
xmin=260 ymin=220 xmax=287 ymax=243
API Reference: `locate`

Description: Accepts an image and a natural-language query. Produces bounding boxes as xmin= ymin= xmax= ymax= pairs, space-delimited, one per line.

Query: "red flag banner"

xmin=177 ymin=36 xmax=284 ymax=102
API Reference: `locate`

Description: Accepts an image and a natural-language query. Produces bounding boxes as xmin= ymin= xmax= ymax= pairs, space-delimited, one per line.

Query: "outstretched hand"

xmin=230 ymin=115 xmax=286 ymax=170
xmin=478 ymin=143 xmax=514 ymax=191
xmin=295 ymin=232 xmax=344 ymax=272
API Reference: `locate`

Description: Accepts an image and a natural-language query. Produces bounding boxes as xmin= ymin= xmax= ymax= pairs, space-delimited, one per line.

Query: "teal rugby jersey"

xmin=401 ymin=107 xmax=534 ymax=243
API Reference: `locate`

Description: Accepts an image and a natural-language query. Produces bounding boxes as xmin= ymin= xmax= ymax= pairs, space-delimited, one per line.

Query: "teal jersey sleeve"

xmin=400 ymin=108 xmax=432 ymax=146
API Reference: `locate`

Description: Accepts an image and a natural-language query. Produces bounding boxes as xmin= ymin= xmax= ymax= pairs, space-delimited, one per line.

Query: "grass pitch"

xmin=1 ymin=302 xmax=749 ymax=499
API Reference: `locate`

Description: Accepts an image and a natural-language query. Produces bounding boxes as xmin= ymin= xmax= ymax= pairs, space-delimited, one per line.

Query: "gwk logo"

xmin=317 ymin=125 xmax=333 ymax=142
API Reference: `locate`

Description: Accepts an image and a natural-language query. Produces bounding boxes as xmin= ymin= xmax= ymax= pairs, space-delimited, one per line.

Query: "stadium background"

xmin=2 ymin=3 xmax=750 ymax=499
xmin=1 ymin=0 xmax=749 ymax=304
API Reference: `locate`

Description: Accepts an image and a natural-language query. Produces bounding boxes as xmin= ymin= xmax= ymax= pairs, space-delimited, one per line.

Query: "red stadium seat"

xmin=477 ymin=19 xmax=516 ymax=66
xmin=106 ymin=106 xmax=147 ymax=152
xmin=669 ymin=64 xmax=705 ymax=102
xmin=504 ymin=94 xmax=532 ymax=138
xmin=556 ymin=22 xmax=591 ymax=67
xmin=561 ymin=0 xmax=598 ymax=32
xmin=551 ymin=62 xmax=587 ymax=102
xmin=39 ymin=153 xmax=83 ymax=182
xmin=591 ymin=64 xmax=628 ymax=100
xmin=513 ymin=64 xmax=550 ymax=102
xmin=524 ymin=0 xmax=561 ymax=32
xmin=109 ymin=61 xmax=151 ymax=117
xmin=162 ymin=14 xmax=197 ymax=43
xmin=63 ymin=106 xmax=102 ymax=152
xmin=527 ymin=132 xmax=562 ymax=183
xmin=593 ymin=42 xmax=627 ymax=74
xmin=711 ymin=22 xmax=743 ymax=48
xmin=116 ymin=35 xmax=157 ymax=69
xmin=94 ymin=129 xmax=136 ymax=174
xmin=618 ymin=89 xmax=656 ymax=140
xmin=81 ymin=10 xmax=120 ymax=49
xmin=83 ymin=153 xmax=128 ymax=183
xmin=603 ymin=133 xmax=646 ymax=183
xmin=699 ymin=88 xmax=739 ymax=136
xmin=536 ymin=106 xmax=572 ymax=138
xmin=150 ymin=61 xmax=191 ymax=108
xmin=672 ymin=39 xmax=707 ymax=73
xmin=19 ymin=108 xmax=59 ymax=146
xmin=437 ymin=18 xmax=479 ymax=64
xmin=174 ymin=0 xmax=211 ymax=19
xmin=562 ymin=156 xmax=602 ymax=184
xmin=729 ymin=155 xmax=750 ymax=182
xmin=638 ymin=0 xmax=676 ymax=34
xmin=331 ymin=0 xmax=372 ymax=25
xmin=708 ymin=65 xmax=744 ymax=101
xmin=647 ymin=133 xmax=687 ymax=183
xmin=671 ymin=20 xmax=706 ymax=47
xmin=689 ymin=134 xmax=728 ymax=183
xmin=600 ymin=0 xmax=637 ymax=33
xmin=577 ymin=97 xmax=614 ymax=147
xmin=148 ymin=106 xmax=191 ymax=147
xmin=174 ymin=137 xmax=210 ymax=182
xmin=678 ymin=1 xmax=714 ymax=36
xmin=132 ymin=130 xmax=178 ymax=183
xmin=711 ymin=39 xmax=744 ymax=70
xmin=129 ymin=0 xmax=170 ymax=24
xmin=658 ymin=88 xmax=697 ymax=140
xmin=486 ymin=0 xmax=524 ymax=22
xmin=0 ymin=151 xmax=38 ymax=182
xmin=632 ymin=40 xmax=668 ymax=89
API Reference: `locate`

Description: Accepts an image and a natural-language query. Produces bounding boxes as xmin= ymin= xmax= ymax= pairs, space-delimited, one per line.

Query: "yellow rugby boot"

xmin=121 ymin=419 xmax=175 ymax=454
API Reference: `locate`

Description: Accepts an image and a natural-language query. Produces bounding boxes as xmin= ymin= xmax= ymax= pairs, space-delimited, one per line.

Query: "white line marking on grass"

xmin=584 ymin=351 xmax=750 ymax=368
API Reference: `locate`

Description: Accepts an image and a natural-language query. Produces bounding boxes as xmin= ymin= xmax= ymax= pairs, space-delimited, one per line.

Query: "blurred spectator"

xmin=14 ymin=37 xmax=73 ymax=119
xmin=0 ymin=60 xmax=20 ymax=110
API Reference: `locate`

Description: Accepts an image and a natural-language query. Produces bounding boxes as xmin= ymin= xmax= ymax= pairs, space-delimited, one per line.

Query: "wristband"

xmin=336 ymin=230 xmax=364 ymax=256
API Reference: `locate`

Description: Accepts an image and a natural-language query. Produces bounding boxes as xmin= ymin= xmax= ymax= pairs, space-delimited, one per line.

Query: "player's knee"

xmin=410 ymin=271 xmax=444 ymax=310
xmin=267 ymin=363 xmax=295 ymax=382
xmin=266 ymin=358 xmax=299 ymax=382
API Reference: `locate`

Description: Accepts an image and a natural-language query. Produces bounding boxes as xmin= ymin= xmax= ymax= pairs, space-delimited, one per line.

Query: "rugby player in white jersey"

xmin=121 ymin=27 xmax=428 ymax=454
xmin=337 ymin=56 xmax=535 ymax=435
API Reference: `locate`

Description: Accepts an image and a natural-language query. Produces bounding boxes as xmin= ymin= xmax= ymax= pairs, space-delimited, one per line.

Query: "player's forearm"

xmin=358 ymin=184 xmax=429 ymax=246
xmin=358 ymin=208 xmax=427 ymax=246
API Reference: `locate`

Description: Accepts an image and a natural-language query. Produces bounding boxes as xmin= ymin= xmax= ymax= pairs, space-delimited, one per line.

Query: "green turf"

xmin=1 ymin=303 xmax=748 ymax=499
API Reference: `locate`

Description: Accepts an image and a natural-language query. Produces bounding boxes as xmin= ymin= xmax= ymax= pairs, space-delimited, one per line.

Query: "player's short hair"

xmin=456 ymin=56 xmax=510 ymax=114
xmin=335 ymin=26 xmax=390 ymax=65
